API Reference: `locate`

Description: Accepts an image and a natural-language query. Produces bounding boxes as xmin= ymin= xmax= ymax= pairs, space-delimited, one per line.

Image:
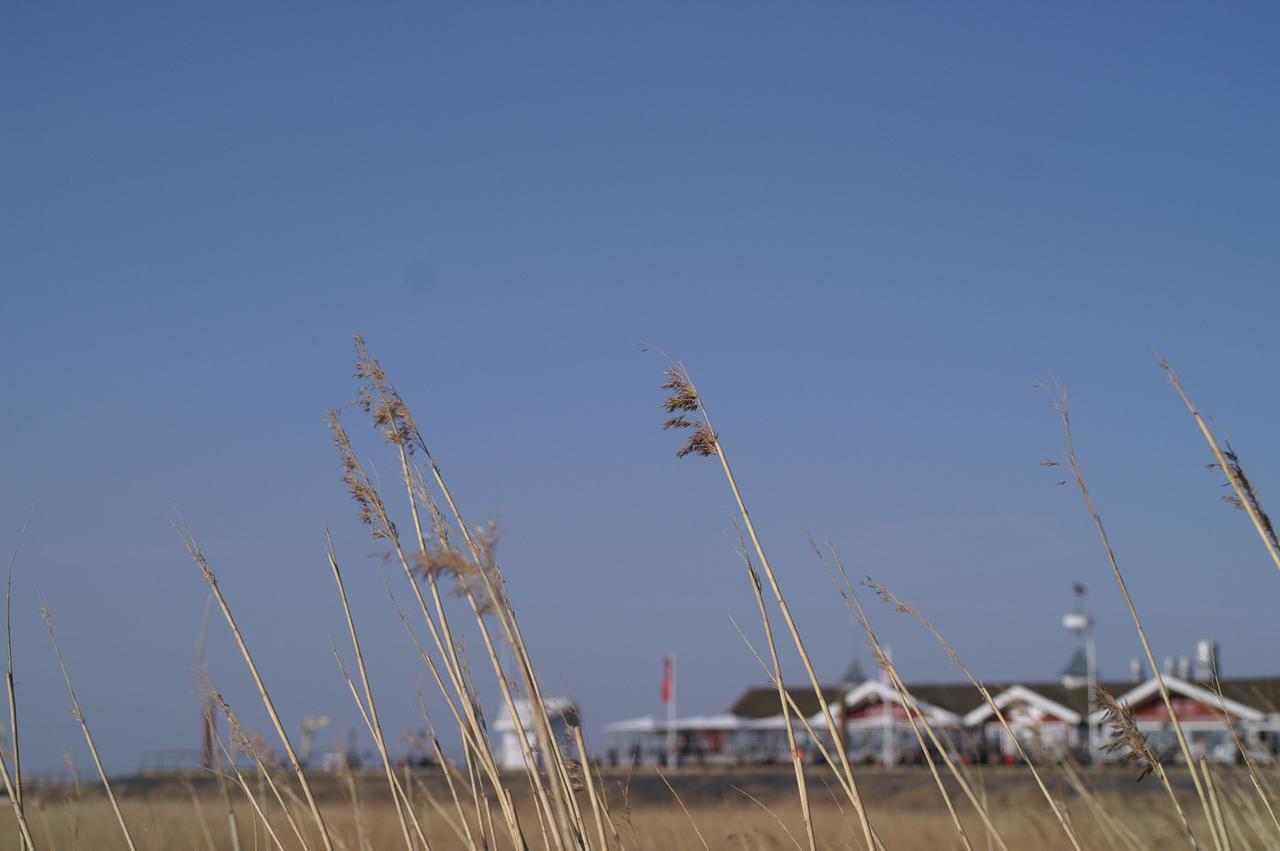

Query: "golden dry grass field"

xmin=0 ymin=766 xmax=1264 ymax=851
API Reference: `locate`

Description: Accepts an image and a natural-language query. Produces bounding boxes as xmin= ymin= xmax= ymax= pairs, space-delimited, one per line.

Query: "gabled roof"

xmin=1086 ymin=676 xmax=1268 ymax=724
xmin=843 ymin=680 xmax=962 ymax=724
xmin=963 ymin=684 xmax=1084 ymax=726
xmin=722 ymin=676 xmax=1280 ymax=730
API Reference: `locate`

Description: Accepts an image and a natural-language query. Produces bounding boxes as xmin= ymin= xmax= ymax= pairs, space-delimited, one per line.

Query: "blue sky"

xmin=3 ymin=3 xmax=1280 ymax=774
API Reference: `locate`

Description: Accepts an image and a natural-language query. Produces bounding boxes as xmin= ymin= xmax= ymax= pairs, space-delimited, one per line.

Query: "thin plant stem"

xmin=1048 ymin=383 xmax=1220 ymax=850
xmin=821 ymin=539 xmax=989 ymax=851
xmin=349 ymin=344 xmax=579 ymax=847
xmin=326 ymin=532 xmax=424 ymax=851
xmin=869 ymin=581 xmax=1085 ymax=851
xmin=656 ymin=769 xmax=710 ymax=851
xmin=41 ymin=605 xmax=133 ymax=851
xmin=572 ymin=725 xmax=610 ymax=851
xmin=731 ymin=530 xmax=817 ymax=851
xmin=206 ymin=682 xmax=313 ymax=851
xmin=659 ymin=360 xmax=876 ymax=850
xmin=6 ymin=501 xmax=35 ymax=851
xmin=213 ymin=732 xmax=288 ymax=851
xmin=179 ymin=527 xmax=335 ymax=851
xmin=332 ymin=412 xmax=532 ymax=850
xmin=1207 ymin=671 xmax=1280 ymax=837
xmin=329 ymin=642 xmax=434 ymax=851
xmin=1202 ymin=757 xmax=1233 ymax=851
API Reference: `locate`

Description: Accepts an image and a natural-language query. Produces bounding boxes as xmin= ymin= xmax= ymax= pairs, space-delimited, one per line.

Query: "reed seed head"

xmin=328 ymin=411 xmax=398 ymax=542
xmin=676 ymin=427 xmax=718 ymax=459
xmin=1094 ymin=686 xmax=1158 ymax=782
xmin=354 ymin=336 xmax=417 ymax=452
xmin=566 ymin=760 xmax=587 ymax=794
xmin=411 ymin=520 xmax=506 ymax=615
xmin=657 ymin=364 xmax=718 ymax=459
xmin=661 ymin=368 xmax=700 ymax=412
xmin=1217 ymin=442 xmax=1280 ymax=547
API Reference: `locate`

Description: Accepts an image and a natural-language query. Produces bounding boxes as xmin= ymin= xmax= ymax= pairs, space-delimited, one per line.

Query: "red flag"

xmin=660 ymin=656 xmax=673 ymax=703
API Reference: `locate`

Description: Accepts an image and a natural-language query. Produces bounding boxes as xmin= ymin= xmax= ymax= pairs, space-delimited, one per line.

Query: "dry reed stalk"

xmin=531 ymin=783 xmax=554 ymax=851
xmin=1227 ymin=782 xmax=1271 ymax=851
xmin=463 ymin=741 xmax=494 ymax=851
xmin=41 ymin=605 xmax=132 ymax=851
xmin=195 ymin=594 xmax=244 ymax=851
xmin=866 ymin=648 xmax=975 ymax=851
xmin=6 ymin=503 xmax=35 ymax=851
xmin=62 ymin=752 xmax=81 ymax=851
xmin=1095 ymin=683 xmax=1200 ymax=848
xmin=417 ymin=491 xmax=578 ymax=849
xmin=1223 ymin=794 xmax=1259 ymax=851
xmin=0 ymin=717 xmax=31 ymax=850
xmin=1201 ymin=758 xmax=1233 ymax=851
xmin=326 ymin=535 xmax=425 ymax=851
xmin=1057 ymin=758 xmax=1146 ymax=851
xmin=425 ymin=730 xmax=481 ymax=850
xmin=727 ymin=524 xmax=815 ymax=851
xmin=1159 ymin=356 xmax=1280 ymax=576
xmin=814 ymin=775 xmax=860 ymax=851
xmin=182 ymin=772 xmax=220 ymax=851
xmin=337 ymin=752 xmax=371 ymax=851
xmin=218 ymin=721 xmax=291 ymax=849
xmin=821 ymin=539 xmax=998 ymax=851
xmin=730 ymin=786 xmax=805 ymax=851
xmin=409 ymin=770 xmax=472 ymax=846
xmin=868 ymin=580 xmax=1085 ymax=851
xmin=582 ymin=741 xmax=625 ymax=851
xmin=331 ymin=413 xmax=535 ymax=851
xmin=572 ymin=725 xmax=611 ymax=851
xmin=657 ymin=360 xmax=876 ymax=851
xmin=556 ymin=749 xmax=591 ymax=848
xmin=1206 ymin=672 xmax=1280 ymax=838
xmin=387 ymin=579 xmax=526 ymax=851
xmin=725 ymin=614 xmax=894 ymax=851
xmin=350 ymin=342 xmax=579 ymax=848
xmin=179 ymin=527 xmax=336 ymax=851
xmin=213 ymin=733 xmax=288 ymax=851
xmin=205 ymin=681 xmax=313 ymax=851
xmin=412 ymin=672 xmax=490 ymax=851
xmin=202 ymin=700 xmax=244 ymax=851
xmin=656 ymin=770 xmax=711 ymax=851
xmin=1047 ymin=384 xmax=1221 ymax=850
xmin=330 ymin=644 xmax=437 ymax=851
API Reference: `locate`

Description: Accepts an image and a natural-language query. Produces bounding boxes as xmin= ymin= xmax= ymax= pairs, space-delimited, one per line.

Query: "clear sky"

xmin=4 ymin=3 xmax=1280 ymax=775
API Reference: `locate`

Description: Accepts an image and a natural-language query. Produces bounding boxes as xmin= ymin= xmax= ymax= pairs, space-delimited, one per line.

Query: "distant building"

xmin=492 ymin=697 xmax=580 ymax=771
xmin=602 ymin=666 xmax=1280 ymax=767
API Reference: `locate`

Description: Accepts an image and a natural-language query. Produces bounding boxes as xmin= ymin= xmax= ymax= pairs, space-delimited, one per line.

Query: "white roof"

xmin=601 ymin=716 xmax=658 ymax=734
xmin=669 ymin=713 xmax=745 ymax=731
xmin=963 ymin=685 xmax=1081 ymax=727
xmin=1085 ymin=675 xmax=1263 ymax=725
xmin=845 ymin=679 xmax=962 ymax=725
xmin=741 ymin=713 xmax=804 ymax=730
xmin=603 ymin=713 xmax=751 ymax=733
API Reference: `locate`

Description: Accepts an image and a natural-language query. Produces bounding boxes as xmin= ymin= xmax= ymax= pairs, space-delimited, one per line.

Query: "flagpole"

xmin=666 ymin=654 xmax=677 ymax=769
